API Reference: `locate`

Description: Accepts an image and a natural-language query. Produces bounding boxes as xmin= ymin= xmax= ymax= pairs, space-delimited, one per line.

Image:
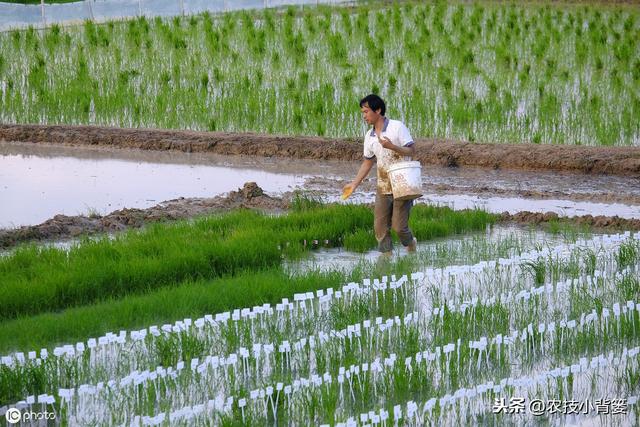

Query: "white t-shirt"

xmin=363 ymin=118 xmax=414 ymax=194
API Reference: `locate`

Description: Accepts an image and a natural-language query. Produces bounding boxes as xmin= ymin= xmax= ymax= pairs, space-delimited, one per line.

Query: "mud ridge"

xmin=427 ymin=183 xmax=640 ymax=205
xmin=0 ymin=182 xmax=288 ymax=249
xmin=2 ymin=124 xmax=640 ymax=177
xmin=499 ymin=211 xmax=640 ymax=230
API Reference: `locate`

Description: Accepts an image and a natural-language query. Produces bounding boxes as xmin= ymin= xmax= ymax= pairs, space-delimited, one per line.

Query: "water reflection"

xmin=0 ymin=143 xmax=309 ymax=228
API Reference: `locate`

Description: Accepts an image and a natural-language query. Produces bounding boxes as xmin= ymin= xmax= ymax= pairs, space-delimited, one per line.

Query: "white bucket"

xmin=387 ymin=161 xmax=423 ymax=201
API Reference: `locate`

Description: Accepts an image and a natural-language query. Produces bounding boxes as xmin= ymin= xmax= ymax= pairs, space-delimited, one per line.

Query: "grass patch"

xmin=0 ymin=204 xmax=496 ymax=321
xmin=0 ymin=267 xmax=351 ymax=362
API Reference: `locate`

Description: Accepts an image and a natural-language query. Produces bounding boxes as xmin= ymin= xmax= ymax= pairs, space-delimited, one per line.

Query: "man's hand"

xmin=378 ymin=136 xmax=395 ymax=150
xmin=345 ymin=158 xmax=374 ymax=199
xmin=378 ymin=136 xmax=415 ymax=157
xmin=343 ymin=182 xmax=357 ymax=193
xmin=342 ymin=182 xmax=356 ymax=200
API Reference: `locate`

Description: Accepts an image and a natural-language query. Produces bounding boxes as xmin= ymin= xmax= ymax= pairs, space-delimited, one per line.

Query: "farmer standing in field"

xmin=343 ymin=94 xmax=417 ymax=256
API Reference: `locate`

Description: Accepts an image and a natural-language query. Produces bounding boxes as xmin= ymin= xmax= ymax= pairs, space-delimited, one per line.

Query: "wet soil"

xmin=0 ymin=182 xmax=289 ymax=249
xmin=427 ymin=183 xmax=640 ymax=206
xmin=2 ymin=182 xmax=640 ymax=251
xmin=499 ymin=211 xmax=640 ymax=230
xmin=2 ymin=124 xmax=640 ymax=177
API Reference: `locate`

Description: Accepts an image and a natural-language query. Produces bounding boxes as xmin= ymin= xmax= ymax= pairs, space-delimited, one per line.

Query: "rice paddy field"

xmin=0 ymin=0 xmax=639 ymax=145
xmin=0 ymin=199 xmax=639 ymax=425
xmin=1 ymin=0 xmax=640 ymax=425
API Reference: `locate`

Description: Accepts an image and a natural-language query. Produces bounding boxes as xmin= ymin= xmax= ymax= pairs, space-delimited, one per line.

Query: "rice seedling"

xmin=0 ymin=1 xmax=638 ymax=145
xmin=617 ymin=239 xmax=639 ymax=270
xmin=0 ymin=203 xmax=495 ymax=343
xmin=1 ymin=230 xmax=638 ymax=425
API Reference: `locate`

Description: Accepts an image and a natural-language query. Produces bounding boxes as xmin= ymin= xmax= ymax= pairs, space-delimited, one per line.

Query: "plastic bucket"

xmin=387 ymin=161 xmax=423 ymax=200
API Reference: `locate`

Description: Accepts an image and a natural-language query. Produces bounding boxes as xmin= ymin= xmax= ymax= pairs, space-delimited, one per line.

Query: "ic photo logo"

xmin=5 ymin=408 xmax=21 ymax=424
xmin=5 ymin=407 xmax=56 ymax=424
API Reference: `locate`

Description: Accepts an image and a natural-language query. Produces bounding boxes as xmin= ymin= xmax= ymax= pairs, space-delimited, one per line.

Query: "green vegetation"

xmin=0 ymin=203 xmax=495 ymax=345
xmin=0 ymin=268 xmax=348 ymax=362
xmin=0 ymin=1 xmax=638 ymax=145
xmin=1 ymin=231 xmax=638 ymax=421
xmin=1 ymin=1 xmax=638 ymax=418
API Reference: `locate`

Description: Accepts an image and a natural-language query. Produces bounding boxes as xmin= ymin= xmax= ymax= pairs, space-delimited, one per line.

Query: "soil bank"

xmin=2 ymin=124 xmax=640 ymax=177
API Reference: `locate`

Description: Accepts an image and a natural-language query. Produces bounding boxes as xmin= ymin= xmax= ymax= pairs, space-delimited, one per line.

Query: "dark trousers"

xmin=374 ymin=191 xmax=414 ymax=253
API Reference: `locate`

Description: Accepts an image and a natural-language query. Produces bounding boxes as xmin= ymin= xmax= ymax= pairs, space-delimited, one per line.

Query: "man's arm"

xmin=345 ymin=158 xmax=375 ymax=191
xmin=379 ymin=137 xmax=415 ymax=157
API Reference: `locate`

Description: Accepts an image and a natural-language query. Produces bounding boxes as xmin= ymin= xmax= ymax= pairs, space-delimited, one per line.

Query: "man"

xmin=343 ymin=94 xmax=418 ymax=256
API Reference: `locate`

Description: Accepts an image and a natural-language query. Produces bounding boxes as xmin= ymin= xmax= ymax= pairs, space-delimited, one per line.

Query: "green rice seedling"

xmin=0 ymin=362 xmax=48 ymax=407
xmin=342 ymin=229 xmax=376 ymax=253
xmin=546 ymin=220 xmax=593 ymax=242
xmin=431 ymin=302 xmax=509 ymax=348
xmin=621 ymin=365 xmax=640 ymax=395
xmin=328 ymin=295 xmax=370 ymax=332
xmin=616 ymin=239 xmax=639 ymax=270
xmin=616 ymin=275 xmax=640 ymax=302
xmin=0 ymin=269 xmax=292 ymax=353
xmin=582 ymin=248 xmax=598 ymax=276
xmin=522 ymin=259 xmax=546 ymax=286
xmin=154 ymin=334 xmax=182 ymax=368
xmin=289 ymin=192 xmax=324 ymax=212
xmin=1 ymin=1 xmax=639 ymax=145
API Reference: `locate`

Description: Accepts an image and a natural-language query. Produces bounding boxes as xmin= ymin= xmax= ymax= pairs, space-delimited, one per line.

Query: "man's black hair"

xmin=359 ymin=94 xmax=386 ymax=116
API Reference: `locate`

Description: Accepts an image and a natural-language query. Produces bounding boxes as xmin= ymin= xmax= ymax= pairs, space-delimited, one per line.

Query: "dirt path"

xmin=2 ymin=182 xmax=639 ymax=250
xmin=2 ymin=124 xmax=640 ymax=177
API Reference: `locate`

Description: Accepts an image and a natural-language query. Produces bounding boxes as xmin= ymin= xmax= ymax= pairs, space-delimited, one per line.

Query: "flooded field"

xmin=285 ymin=224 xmax=570 ymax=274
xmin=1 ymin=0 xmax=639 ymax=424
xmin=2 ymin=141 xmax=640 ymax=230
xmin=1 ymin=124 xmax=639 ymax=427
xmin=1 ymin=142 xmax=639 ymax=425
xmin=2 ymin=211 xmax=638 ymax=424
xmin=0 ymin=142 xmax=308 ymax=228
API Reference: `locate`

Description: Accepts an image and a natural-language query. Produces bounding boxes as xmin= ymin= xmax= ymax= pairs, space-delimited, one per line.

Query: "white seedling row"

xmin=1 ymin=231 xmax=638 ymax=425
xmin=1 ymin=255 xmax=634 ymax=409
xmin=413 ymin=239 xmax=635 ymax=304
xmin=0 ymin=274 xmax=409 ymax=367
xmin=5 ymin=291 xmax=638 ymax=425
xmin=3 ymin=312 xmax=418 ymax=414
xmin=2 ymin=231 xmax=635 ymax=371
xmin=129 ymin=345 xmax=640 ymax=426
xmin=338 ymin=390 xmax=639 ymax=427
xmin=2 ymin=311 xmax=420 ymax=413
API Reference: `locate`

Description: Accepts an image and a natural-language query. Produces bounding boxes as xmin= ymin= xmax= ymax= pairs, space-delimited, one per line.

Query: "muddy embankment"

xmin=0 ymin=182 xmax=288 ymax=249
xmin=2 ymin=124 xmax=640 ymax=177
xmin=498 ymin=211 xmax=640 ymax=230
xmin=2 ymin=182 xmax=640 ymax=250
